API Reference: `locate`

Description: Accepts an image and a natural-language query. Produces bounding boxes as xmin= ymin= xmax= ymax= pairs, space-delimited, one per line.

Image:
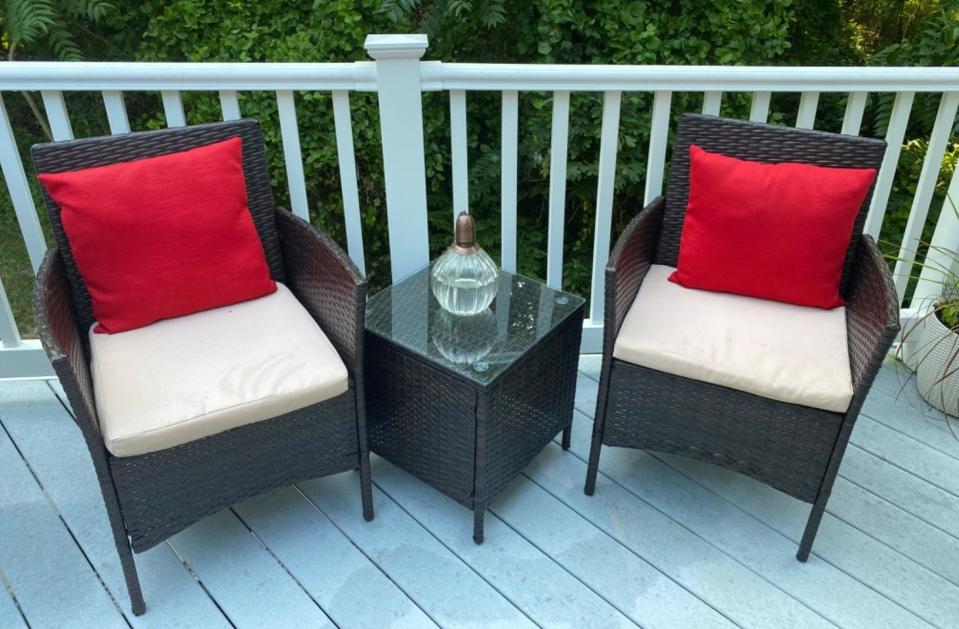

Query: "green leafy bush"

xmin=134 ymin=0 xmax=795 ymax=303
xmin=0 ymin=0 xmax=954 ymax=337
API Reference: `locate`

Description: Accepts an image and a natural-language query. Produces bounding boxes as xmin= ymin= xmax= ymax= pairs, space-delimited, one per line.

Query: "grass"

xmin=0 ymin=200 xmax=51 ymax=340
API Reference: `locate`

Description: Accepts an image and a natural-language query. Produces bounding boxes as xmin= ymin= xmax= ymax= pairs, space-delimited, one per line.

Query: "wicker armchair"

xmin=31 ymin=120 xmax=372 ymax=615
xmin=584 ymin=114 xmax=900 ymax=561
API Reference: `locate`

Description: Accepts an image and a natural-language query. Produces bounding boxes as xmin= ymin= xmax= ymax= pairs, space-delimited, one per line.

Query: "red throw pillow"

xmin=38 ymin=137 xmax=276 ymax=333
xmin=669 ymin=145 xmax=877 ymax=308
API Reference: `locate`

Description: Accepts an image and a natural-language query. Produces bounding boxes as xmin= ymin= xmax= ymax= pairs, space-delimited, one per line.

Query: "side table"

xmin=365 ymin=264 xmax=584 ymax=543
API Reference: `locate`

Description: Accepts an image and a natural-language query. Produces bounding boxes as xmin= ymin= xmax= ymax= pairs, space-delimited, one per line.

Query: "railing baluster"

xmin=864 ymin=91 xmax=914 ymax=238
xmin=795 ymin=91 xmax=819 ymax=129
xmin=40 ymin=90 xmax=74 ymax=140
xmin=590 ymin=91 xmax=622 ymax=324
xmin=892 ymin=91 xmax=959 ymax=300
xmin=332 ymin=90 xmax=365 ymax=276
xmin=449 ymin=89 xmax=468 ymax=219
xmin=841 ymin=92 xmax=868 ymax=135
xmin=914 ymin=163 xmax=959 ymax=304
xmin=101 ymin=90 xmax=130 ymax=134
xmin=0 ymin=276 xmax=21 ymax=348
xmin=645 ymin=90 xmax=672 ymax=204
xmin=546 ymin=91 xmax=571 ymax=289
xmin=702 ymin=91 xmax=722 ymax=116
xmin=500 ymin=90 xmax=519 ymax=272
xmin=219 ymin=90 xmax=241 ymax=121
xmin=0 ymin=93 xmax=46 ymax=272
xmin=749 ymin=91 xmax=771 ymax=122
xmin=275 ymin=90 xmax=309 ymax=220
xmin=160 ymin=90 xmax=186 ymax=127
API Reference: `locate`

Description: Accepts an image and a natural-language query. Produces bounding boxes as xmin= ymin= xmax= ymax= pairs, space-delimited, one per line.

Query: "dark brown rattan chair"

xmin=31 ymin=119 xmax=373 ymax=615
xmin=584 ymin=113 xmax=900 ymax=561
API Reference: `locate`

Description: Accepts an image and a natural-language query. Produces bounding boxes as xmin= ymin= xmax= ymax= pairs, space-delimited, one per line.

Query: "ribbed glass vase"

xmin=430 ymin=212 xmax=500 ymax=316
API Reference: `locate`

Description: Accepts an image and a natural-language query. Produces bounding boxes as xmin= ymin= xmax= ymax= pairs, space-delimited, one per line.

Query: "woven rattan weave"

xmin=32 ymin=120 xmax=372 ymax=616
xmin=585 ymin=114 xmax=900 ymax=561
xmin=365 ymin=265 xmax=584 ymax=542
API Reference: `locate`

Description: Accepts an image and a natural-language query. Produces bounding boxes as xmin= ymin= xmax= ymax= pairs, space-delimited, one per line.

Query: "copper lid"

xmin=451 ymin=211 xmax=480 ymax=254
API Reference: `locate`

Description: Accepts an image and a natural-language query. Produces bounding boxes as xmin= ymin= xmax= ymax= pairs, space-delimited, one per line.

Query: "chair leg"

xmin=117 ymin=541 xmax=146 ymax=615
xmin=473 ymin=504 xmax=486 ymax=544
xmin=796 ymin=500 xmax=826 ymax=562
xmin=561 ymin=424 xmax=572 ymax=450
xmin=96 ymin=468 xmax=145 ymax=615
xmin=102 ymin=486 xmax=145 ymax=614
xmin=585 ymin=363 xmax=611 ymax=496
xmin=584 ymin=384 xmax=607 ymax=495
xmin=797 ymin=490 xmax=830 ymax=562
xmin=359 ymin=450 xmax=374 ymax=521
xmin=797 ymin=410 xmax=858 ymax=562
xmin=584 ymin=431 xmax=603 ymax=496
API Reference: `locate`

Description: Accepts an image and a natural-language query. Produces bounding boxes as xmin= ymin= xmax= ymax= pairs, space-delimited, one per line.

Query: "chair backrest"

xmin=31 ymin=119 xmax=285 ymax=332
xmin=658 ymin=113 xmax=886 ymax=294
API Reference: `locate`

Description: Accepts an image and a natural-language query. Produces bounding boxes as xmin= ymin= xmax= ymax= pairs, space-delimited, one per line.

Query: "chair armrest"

xmin=845 ymin=235 xmax=900 ymax=406
xmin=32 ymin=249 xmax=101 ymax=439
xmin=605 ymin=197 xmax=666 ymax=344
xmin=274 ymin=208 xmax=366 ymax=372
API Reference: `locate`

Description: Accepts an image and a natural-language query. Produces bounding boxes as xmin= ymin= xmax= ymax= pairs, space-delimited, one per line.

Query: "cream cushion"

xmin=613 ymin=265 xmax=853 ymax=413
xmin=90 ymin=283 xmax=349 ymax=457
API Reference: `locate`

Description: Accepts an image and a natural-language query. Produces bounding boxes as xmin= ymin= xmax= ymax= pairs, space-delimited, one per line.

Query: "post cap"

xmin=364 ymin=34 xmax=429 ymax=60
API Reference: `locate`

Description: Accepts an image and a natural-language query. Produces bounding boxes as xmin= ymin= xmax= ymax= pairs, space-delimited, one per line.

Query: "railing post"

xmin=365 ymin=34 xmax=431 ymax=283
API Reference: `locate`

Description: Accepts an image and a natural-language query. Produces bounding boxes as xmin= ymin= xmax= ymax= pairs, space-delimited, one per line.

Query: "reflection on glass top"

xmin=366 ymin=264 xmax=585 ymax=385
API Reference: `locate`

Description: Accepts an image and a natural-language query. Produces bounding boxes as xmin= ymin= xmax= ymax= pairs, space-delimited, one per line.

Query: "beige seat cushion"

xmin=613 ymin=265 xmax=853 ymax=413
xmin=90 ymin=283 xmax=349 ymax=457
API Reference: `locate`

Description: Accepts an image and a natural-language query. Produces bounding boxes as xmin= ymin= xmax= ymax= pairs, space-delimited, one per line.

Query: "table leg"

xmin=473 ymin=505 xmax=485 ymax=544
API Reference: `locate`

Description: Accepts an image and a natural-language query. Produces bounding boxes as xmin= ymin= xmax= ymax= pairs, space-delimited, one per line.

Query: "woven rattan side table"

xmin=365 ymin=264 xmax=584 ymax=543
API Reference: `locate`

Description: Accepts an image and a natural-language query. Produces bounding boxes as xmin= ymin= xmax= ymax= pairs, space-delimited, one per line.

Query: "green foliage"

xmin=1 ymin=0 xmax=115 ymax=60
xmin=940 ymin=298 xmax=959 ymax=329
xmin=133 ymin=0 xmax=796 ymax=299
xmin=134 ymin=0 xmax=400 ymax=287
xmin=870 ymin=3 xmax=959 ymax=303
xmin=871 ymin=2 xmax=959 ymax=137
xmin=0 ymin=0 xmax=955 ymax=333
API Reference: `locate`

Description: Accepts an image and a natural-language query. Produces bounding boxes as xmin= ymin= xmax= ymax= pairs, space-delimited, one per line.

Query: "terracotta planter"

xmin=916 ymin=307 xmax=959 ymax=416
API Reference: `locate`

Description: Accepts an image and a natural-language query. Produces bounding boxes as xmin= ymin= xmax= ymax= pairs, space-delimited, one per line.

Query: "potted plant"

xmin=894 ymin=196 xmax=959 ymax=419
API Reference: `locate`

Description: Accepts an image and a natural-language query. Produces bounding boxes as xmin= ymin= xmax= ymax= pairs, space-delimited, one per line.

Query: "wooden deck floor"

xmin=1 ymin=356 xmax=958 ymax=628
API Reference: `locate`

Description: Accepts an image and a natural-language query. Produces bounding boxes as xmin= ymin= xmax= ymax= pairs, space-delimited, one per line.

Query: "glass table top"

xmin=366 ymin=264 xmax=585 ymax=385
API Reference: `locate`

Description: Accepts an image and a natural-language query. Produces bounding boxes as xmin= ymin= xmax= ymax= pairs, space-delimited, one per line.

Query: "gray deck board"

xmin=658 ymin=452 xmax=956 ymax=628
xmin=0 ymin=582 xmax=26 ymax=629
xmin=373 ymin=458 xmax=642 ymax=628
xmin=0 ymin=412 xmax=127 ymax=629
xmin=523 ymin=443 xmax=830 ymax=628
xmin=826 ymin=476 xmax=959 ymax=585
xmin=169 ymin=509 xmax=337 ymax=628
xmin=1 ymin=381 xmax=230 ymax=628
xmin=849 ymin=418 xmax=959 ymax=497
xmin=839 ymin=446 xmax=959 ymax=540
xmin=299 ymin=473 xmax=537 ymax=628
xmin=561 ymin=411 xmax=931 ymax=629
xmin=2 ymin=359 xmax=958 ymax=628
xmin=233 ymin=486 xmax=437 ymax=629
xmin=860 ymin=383 xmax=959 ymax=461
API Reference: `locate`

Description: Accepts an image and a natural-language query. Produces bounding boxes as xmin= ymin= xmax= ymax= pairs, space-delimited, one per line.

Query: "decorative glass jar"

xmin=430 ymin=212 xmax=499 ymax=316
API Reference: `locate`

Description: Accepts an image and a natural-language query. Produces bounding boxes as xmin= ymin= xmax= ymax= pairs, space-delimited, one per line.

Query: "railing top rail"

xmin=0 ymin=60 xmax=958 ymax=94
xmin=421 ymin=62 xmax=959 ymax=92
xmin=0 ymin=61 xmax=378 ymax=91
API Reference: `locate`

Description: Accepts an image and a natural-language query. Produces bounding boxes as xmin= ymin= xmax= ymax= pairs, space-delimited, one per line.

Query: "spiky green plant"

xmin=1 ymin=0 xmax=115 ymax=139
xmin=887 ymin=193 xmax=959 ymax=435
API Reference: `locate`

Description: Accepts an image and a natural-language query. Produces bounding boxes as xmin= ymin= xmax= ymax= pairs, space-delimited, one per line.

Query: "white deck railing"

xmin=2 ymin=33 xmax=958 ymax=377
